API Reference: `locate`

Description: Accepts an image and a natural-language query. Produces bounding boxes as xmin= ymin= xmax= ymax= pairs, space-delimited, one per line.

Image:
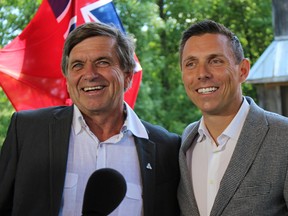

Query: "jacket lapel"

xmin=48 ymin=106 xmax=73 ymax=215
xmin=178 ymin=122 xmax=201 ymax=216
xmin=211 ymin=97 xmax=269 ymax=216
xmin=134 ymin=136 xmax=156 ymax=216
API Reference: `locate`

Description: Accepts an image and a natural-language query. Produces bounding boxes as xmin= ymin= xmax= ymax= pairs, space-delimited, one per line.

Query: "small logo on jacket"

xmin=146 ymin=163 xmax=152 ymax=170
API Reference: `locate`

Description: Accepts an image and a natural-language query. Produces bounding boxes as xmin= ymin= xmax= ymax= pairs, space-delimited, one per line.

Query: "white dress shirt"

xmin=60 ymin=103 xmax=148 ymax=216
xmin=186 ymin=98 xmax=250 ymax=216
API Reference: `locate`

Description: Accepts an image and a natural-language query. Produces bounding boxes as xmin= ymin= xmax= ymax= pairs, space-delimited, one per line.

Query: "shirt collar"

xmin=197 ymin=118 xmax=210 ymax=142
xmin=123 ymin=102 xmax=149 ymax=139
xmin=222 ymin=97 xmax=250 ymax=140
xmin=197 ymin=97 xmax=250 ymax=143
xmin=72 ymin=103 xmax=148 ymax=139
xmin=72 ymin=105 xmax=87 ymax=135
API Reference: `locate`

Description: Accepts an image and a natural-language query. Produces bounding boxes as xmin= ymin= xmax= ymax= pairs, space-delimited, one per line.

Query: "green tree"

xmin=0 ymin=0 xmax=274 ymax=148
xmin=115 ymin=0 xmax=272 ymax=133
xmin=0 ymin=90 xmax=13 ymax=145
xmin=0 ymin=0 xmax=41 ymax=46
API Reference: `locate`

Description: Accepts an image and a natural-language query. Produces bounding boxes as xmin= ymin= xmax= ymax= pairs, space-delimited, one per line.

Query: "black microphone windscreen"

xmin=82 ymin=168 xmax=127 ymax=216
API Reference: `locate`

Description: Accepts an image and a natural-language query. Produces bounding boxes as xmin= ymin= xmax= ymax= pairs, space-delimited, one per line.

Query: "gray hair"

xmin=61 ymin=22 xmax=136 ymax=76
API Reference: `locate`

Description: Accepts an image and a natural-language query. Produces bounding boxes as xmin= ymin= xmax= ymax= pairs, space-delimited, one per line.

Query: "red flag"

xmin=0 ymin=0 xmax=142 ymax=111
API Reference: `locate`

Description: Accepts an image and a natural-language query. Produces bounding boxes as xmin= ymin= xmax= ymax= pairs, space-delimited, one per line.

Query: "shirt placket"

xmin=207 ymin=141 xmax=220 ymax=214
xmin=96 ymin=142 xmax=106 ymax=169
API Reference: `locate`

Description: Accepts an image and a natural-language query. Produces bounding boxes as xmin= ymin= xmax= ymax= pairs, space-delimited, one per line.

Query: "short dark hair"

xmin=179 ymin=20 xmax=244 ymax=65
xmin=61 ymin=22 xmax=136 ymax=76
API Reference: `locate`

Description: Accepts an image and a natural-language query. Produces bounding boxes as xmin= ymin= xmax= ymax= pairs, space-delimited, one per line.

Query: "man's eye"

xmin=71 ymin=63 xmax=83 ymax=69
xmin=96 ymin=60 xmax=110 ymax=67
xmin=185 ymin=61 xmax=196 ymax=69
xmin=210 ymin=58 xmax=223 ymax=65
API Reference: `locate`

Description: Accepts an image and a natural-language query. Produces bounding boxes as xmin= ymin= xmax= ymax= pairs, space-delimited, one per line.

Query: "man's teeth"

xmin=83 ymin=86 xmax=104 ymax=92
xmin=197 ymin=87 xmax=218 ymax=94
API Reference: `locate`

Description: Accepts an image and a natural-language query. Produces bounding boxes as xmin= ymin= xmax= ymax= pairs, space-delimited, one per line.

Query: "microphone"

xmin=82 ymin=168 xmax=127 ymax=216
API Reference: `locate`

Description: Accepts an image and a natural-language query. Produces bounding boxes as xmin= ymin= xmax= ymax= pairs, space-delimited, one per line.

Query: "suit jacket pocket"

xmin=234 ymin=182 xmax=271 ymax=198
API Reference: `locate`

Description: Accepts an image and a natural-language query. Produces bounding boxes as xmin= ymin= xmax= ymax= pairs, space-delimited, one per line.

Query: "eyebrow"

xmin=207 ymin=53 xmax=226 ymax=60
xmin=183 ymin=53 xmax=226 ymax=61
xmin=183 ymin=56 xmax=197 ymax=63
xmin=69 ymin=58 xmax=85 ymax=66
xmin=69 ymin=56 xmax=112 ymax=64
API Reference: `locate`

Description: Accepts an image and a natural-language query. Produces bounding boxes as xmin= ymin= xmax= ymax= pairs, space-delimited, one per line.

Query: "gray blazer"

xmin=178 ymin=96 xmax=288 ymax=216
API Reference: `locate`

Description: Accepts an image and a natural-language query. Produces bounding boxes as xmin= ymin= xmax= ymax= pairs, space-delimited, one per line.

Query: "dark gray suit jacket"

xmin=0 ymin=105 xmax=181 ymax=216
xmin=178 ymin=97 xmax=288 ymax=216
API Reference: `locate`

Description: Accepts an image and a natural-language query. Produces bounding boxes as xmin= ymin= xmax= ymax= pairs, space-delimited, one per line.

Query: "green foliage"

xmin=0 ymin=0 xmax=41 ymax=46
xmin=0 ymin=89 xmax=14 ymax=145
xmin=0 ymin=0 xmax=274 ymax=148
xmin=116 ymin=0 xmax=272 ymax=134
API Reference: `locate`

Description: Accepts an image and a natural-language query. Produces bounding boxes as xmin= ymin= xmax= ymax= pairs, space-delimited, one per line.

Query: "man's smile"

xmin=196 ymin=87 xmax=218 ymax=94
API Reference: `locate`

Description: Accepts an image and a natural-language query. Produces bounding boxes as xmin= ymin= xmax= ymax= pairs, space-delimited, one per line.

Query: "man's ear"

xmin=239 ymin=58 xmax=250 ymax=83
xmin=124 ymin=71 xmax=133 ymax=91
xmin=66 ymin=80 xmax=70 ymax=93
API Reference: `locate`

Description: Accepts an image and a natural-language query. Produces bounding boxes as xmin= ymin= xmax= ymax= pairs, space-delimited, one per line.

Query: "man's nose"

xmin=84 ymin=64 xmax=100 ymax=80
xmin=197 ymin=64 xmax=211 ymax=80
